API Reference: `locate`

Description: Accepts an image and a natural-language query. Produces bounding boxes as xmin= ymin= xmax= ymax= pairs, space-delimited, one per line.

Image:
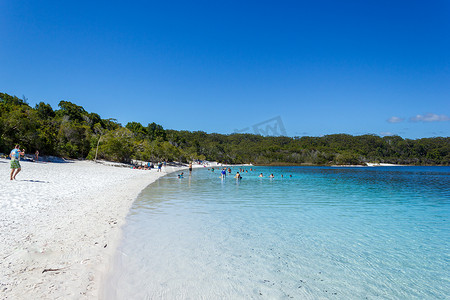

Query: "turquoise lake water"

xmin=105 ymin=166 xmax=449 ymax=299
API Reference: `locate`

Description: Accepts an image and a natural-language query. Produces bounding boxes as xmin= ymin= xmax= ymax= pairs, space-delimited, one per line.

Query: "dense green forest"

xmin=1 ymin=92 xmax=449 ymax=165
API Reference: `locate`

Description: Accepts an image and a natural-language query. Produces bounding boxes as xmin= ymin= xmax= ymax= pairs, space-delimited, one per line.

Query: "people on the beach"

xmin=157 ymin=162 xmax=162 ymax=172
xmin=189 ymin=162 xmax=193 ymax=174
xmin=10 ymin=145 xmax=25 ymax=180
xmin=35 ymin=150 xmax=39 ymax=162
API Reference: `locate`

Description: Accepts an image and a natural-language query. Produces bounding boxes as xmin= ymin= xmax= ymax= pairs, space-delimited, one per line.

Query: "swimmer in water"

xmin=269 ymin=174 xmax=274 ymax=178
xmin=259 ymin=173 xmax=263 ymax=177
xmin=234 ymin=172 xmax=242 ymax=180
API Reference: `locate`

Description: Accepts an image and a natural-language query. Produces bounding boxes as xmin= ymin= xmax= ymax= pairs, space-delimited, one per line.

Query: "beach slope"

xmin=0 ymin=159 xmax=182 ymax=299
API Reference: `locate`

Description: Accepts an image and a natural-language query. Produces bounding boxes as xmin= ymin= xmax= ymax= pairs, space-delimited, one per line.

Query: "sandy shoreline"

xmin=0 ymin=159 xmax=198 ymax=299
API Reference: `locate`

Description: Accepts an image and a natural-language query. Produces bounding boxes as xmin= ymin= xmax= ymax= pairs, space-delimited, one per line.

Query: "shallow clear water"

xmin=105 ymin=166 xmax=450 ymax=299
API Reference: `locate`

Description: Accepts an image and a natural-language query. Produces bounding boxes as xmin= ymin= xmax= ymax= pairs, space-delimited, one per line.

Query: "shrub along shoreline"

xmin=1 ymin=92 xmax=448 ymax=166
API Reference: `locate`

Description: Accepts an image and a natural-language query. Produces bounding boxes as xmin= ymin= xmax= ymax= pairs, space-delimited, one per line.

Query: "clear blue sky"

xmin=1 ymin=0 xmax=449 ymax=139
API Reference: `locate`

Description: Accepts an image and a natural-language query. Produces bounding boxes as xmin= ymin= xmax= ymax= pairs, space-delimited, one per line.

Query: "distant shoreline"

xmin=254 ymin=162 xmax=447 ymax=167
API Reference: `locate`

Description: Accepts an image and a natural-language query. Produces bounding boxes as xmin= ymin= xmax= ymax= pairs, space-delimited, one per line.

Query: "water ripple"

xmin=105 ymin=166 xmax=450 ymax=299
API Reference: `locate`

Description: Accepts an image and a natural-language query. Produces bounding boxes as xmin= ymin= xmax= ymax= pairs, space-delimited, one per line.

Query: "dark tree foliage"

xmin=0 ymin=92 xmax=448 ymax=165
xmin=57 ymin=101 xmax=87 ymax=122
xmin=35 ymin=102 xmax=55 ymax=119
xmin=125 ymin=122 xmax=147 ymax=140
xmin=147 ymin=122 xmax=166 ymax=141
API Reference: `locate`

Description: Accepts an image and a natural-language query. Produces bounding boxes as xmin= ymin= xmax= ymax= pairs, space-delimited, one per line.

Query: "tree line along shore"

xmin=1 ymin=92 xmax=449 ymax=166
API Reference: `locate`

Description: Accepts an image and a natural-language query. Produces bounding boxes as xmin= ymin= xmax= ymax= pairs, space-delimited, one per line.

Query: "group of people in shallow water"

xmin=258 ymin=172 xmax=292 ymax=178
xmin=205 ymin=166 xmax=292 ymax=180
xmin=177 ymin=163 xmax=193 ymax=178
xmin=213 ymin=167 xmax=243 ymax=180
xmin=176 ymin=164 xmax=294 ymax=181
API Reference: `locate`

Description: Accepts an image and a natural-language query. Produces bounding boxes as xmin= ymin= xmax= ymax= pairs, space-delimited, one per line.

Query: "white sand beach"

xmin=0 ymin=159 xmax=206 ymax=299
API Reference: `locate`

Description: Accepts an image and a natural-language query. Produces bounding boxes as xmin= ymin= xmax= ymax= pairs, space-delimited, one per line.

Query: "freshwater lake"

xmin=104 ymin=166 xmax=449 ymax=299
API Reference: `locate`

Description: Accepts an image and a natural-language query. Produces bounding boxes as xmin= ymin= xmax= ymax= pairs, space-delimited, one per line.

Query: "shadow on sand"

xmin=36 ymin=161 xmax=74 ymax=164
xmin=39 ymin=156 xmax=74 ymax=164
xmin=16 ymin=179 xmax=50 ymax=183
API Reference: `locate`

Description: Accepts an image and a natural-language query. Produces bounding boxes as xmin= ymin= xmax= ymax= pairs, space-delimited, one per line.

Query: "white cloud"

xmin=380 ymin=131 xmax=394 ymax=136
xmin=387 ymin=116 xmax=404 ymax=123
xmin=409 ymin=113 xmax=450 ymax=122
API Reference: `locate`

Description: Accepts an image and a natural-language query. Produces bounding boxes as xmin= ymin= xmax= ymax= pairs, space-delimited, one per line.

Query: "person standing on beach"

xmin=35 ymin=150 xmax=39 ymax=162
xmin=189 ymin=162 xmax=193 ymax=175
xmin=157 ymin=162 xmax=162 ymax=172
xmin=10 ymin=145 xmax=25 ymax=180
